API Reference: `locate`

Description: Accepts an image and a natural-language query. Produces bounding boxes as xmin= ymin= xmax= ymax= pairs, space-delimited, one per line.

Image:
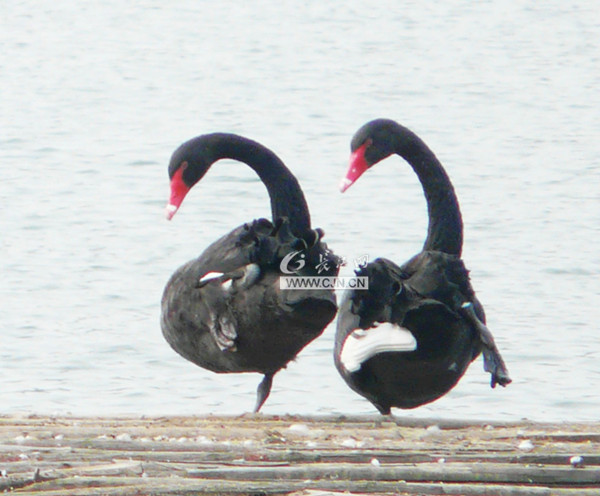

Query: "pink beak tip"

xmin=165 ymin=204 xmax=178 ymax=220
xmin=339 ymin=177 xmax=353 ymax=193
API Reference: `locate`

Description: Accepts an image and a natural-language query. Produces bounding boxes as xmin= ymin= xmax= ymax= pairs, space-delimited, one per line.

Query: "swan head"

xmin=165 ymin=165 xmax=191 ymax=220
xmin=165 ymin=136 xmax=216 ymax=219
xmin=340 ymin=119 xmax=400 ymax=192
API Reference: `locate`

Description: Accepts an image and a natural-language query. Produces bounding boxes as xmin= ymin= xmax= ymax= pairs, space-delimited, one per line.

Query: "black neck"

xmin=207 ymin=134 xmax=311 ymax=235
xmin=395 ymin=128 xmax=463 ymax=256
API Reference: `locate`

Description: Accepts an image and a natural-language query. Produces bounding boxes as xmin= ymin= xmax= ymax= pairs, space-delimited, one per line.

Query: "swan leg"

xmin=374 ymin=402 xmax=392 ymax=416
xmin=253 ymin=373 xmax=274 ymax=413
xmin=460 ymin=303 xmax=512 ymax=388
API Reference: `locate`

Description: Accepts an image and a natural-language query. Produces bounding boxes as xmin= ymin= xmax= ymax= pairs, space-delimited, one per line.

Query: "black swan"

xmin=334 ymin=119 xmax=511 ymax=414
xmin=161 ymin=133 xmax=339 ymax=412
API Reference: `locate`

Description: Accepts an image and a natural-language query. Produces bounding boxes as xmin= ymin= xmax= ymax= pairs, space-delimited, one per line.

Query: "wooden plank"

xmin=0 ymin=414 xmax=598 ymax=495
xmin=188 ymin=462 xmax=600 ymax=485
xmin=5 ymin=476 xmax=600 ymax=496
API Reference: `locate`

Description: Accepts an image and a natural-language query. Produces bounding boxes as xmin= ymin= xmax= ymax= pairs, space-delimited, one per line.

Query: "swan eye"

xmin=180 ymin=161 xmax=189 ymax=171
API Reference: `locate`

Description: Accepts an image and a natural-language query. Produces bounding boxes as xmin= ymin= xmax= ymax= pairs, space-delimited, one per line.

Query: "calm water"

xmin=1 ymin=1 xmax=598 ymax=421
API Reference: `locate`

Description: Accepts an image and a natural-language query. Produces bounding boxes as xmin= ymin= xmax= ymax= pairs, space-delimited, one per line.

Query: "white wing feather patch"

xmin=199 ymin=272 xmax=225 ymax=284
xmin=340 ymin=323 xmax=417 ymax=373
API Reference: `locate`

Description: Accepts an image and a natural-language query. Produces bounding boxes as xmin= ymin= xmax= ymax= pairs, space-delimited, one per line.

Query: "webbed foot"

xmin=208 ymin=310 xmax=238 ymax=352
xmin=483 ymin=348 xmax=512 ymax=388
xmin=460 ymin=302 xmax=512 ymax=388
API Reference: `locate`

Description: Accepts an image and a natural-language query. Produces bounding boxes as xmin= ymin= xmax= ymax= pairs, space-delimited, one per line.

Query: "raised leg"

xmin=460 ymin=302 xmax=512 ymax=388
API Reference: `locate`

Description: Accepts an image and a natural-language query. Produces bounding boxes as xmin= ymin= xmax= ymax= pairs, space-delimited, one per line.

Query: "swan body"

xmin=335 ymin=119 xmax=511 ymax=414
xmin=161 ymin=133 xmax=338 ymax=412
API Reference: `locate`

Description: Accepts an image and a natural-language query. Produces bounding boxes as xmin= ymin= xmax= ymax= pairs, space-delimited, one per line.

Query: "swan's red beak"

xmin=165 ymin=167 xmax=190 ymax=220
xmin=340 ymin=143 xmax=369 ymax=193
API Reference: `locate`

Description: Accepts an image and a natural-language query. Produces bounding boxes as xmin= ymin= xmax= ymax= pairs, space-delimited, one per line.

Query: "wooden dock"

xmin=1 ymin=414 xmax=599 ymax=495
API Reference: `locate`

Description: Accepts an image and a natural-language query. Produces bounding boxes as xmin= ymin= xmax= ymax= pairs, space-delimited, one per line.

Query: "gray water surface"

xmin=1 ymin=1 xmax=598 ymax=421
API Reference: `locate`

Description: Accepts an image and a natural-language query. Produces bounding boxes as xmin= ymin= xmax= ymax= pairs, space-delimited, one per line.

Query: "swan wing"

xmin=340 ymin=323 xmax=417 ymax=373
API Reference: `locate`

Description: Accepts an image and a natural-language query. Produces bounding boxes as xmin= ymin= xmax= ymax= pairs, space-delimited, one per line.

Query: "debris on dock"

xmin=1 ymin=414 xmax=599 ymax=495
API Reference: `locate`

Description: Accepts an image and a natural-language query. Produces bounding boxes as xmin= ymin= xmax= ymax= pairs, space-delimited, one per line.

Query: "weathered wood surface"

xmin=0 ymin=414 xmax=598 ymax=495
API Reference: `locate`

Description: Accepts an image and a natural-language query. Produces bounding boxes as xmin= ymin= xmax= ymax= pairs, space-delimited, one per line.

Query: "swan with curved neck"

xmin=166 ymin=133 xmax=311 ymax=234
xmin=161 ymin=133 xmax=338 ymax=412
xmin=341 ymin=119 xmax=462 ymax=256
xmin=335 ymin=119 xmax=510 ymax=414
